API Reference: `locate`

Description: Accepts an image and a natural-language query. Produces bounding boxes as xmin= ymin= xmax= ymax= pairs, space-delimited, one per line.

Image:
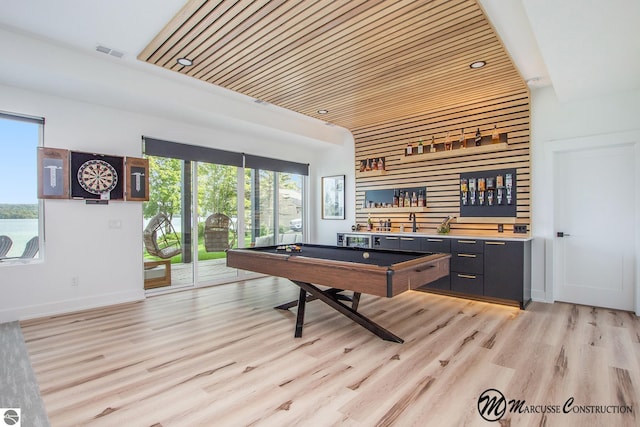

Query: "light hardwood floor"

xmin=21 ymin=277 xmax=640 ymax=427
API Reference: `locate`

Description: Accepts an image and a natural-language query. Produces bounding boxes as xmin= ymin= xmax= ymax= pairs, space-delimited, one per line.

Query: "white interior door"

xmin=554 ymin=143 xmax=636 ymax=311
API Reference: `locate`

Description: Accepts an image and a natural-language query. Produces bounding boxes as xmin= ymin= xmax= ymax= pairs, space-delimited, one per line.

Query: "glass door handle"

xmin=556 ymin=232 xmax=571 ymax=237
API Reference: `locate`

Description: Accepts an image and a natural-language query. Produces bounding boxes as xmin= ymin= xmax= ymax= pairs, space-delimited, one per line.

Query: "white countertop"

xmin=341 ymin=231 xmax=533 ymax=242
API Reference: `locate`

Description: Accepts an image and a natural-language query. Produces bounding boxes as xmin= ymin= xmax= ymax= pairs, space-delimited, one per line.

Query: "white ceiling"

xmin=1 ymin=0 xmax=638 ymax=110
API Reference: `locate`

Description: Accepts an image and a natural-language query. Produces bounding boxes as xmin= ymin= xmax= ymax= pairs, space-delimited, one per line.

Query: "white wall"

xmin=0 ymin=29 xmax=353 ymax=322
xmin=530 ymin=86 xmax=640 ymax=305
xmin=309 ymin=136 xmax=356 ymax=245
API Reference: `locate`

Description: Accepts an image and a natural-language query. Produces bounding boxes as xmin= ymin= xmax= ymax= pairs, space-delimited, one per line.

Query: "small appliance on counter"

xmin=337 ymin=233 xmax=372 ymax=248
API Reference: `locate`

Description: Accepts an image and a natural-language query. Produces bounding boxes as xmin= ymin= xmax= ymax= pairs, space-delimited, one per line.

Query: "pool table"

xmin=226 ymin=244 xmax=450 ymax=343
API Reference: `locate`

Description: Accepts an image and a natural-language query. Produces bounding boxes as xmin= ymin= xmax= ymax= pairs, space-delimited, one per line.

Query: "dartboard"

xmin=77 ymin=159 xmax=118 ymax=195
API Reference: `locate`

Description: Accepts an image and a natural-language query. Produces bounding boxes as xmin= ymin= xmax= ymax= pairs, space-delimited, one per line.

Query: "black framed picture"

xmin=70 ymin=151 xmax=124 ymax=200
xmin=322 ymin=175 xmax=345 ymax=219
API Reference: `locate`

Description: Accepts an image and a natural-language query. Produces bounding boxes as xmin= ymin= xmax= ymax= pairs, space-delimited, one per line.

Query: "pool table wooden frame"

xmin=226 ymin=244 xmax=450 ymax=343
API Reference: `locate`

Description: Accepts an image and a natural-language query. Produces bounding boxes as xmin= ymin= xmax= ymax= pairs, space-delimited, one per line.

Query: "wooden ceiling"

xmin=139 ymin=0 xmax=526 ymax=131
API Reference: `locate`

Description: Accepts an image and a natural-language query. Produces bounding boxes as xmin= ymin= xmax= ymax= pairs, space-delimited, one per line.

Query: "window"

xmin=0 ymin=112 xmax=43 ymax=261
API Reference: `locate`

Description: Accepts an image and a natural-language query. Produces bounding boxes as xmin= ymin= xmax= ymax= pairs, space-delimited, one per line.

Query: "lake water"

xmin=0 ymin=218 xmax=38 ymax=257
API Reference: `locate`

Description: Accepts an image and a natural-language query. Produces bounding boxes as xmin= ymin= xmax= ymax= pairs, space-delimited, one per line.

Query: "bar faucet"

xmin=409 ymin=212 xmax=417 ymax=232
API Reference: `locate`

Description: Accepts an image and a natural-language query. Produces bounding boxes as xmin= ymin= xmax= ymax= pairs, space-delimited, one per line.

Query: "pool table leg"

xmin=294 ymin=288 xmax=306 ymax=338
xmin=274 ymin=288 xmax=354 ymax=311
xmin=351 ymin=292 xmax=361 ymax=311
xmin=291 ymin=280 xmax=404 ymax=344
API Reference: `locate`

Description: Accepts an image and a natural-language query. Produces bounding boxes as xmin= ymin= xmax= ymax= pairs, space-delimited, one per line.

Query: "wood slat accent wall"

xmin=353 ymin=89 xmax=530 ymax=236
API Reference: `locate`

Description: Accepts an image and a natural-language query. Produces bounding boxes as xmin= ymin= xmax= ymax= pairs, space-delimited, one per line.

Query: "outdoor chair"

xmin=20 ymin=236 xmax=39 ymax=258
xmin=143 ymin=213 xmax=182 ymax=259
xmin=0 ymin=235 xmax=12 ymax=257
xmin=204 ymin=213 xmax=236 ymax=252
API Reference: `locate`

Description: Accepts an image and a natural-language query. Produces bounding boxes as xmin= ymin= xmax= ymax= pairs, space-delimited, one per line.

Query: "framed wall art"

xmin=322 ymin=175 xmax=345 ymax=219
xmin=37 ymin=147 xmax=70 ymax=199
xmin=124 ymin=157 xmax=149 ymax=201
xmin=70 ymin=151 xmax=124 ymax=200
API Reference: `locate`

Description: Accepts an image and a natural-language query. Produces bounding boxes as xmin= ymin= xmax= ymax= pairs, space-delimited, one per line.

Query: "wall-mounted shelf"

xmin=356 ymin=169 xmax=388 ymax=177
xmin=400 ymin=142 xmax=508 ymax=163
xmin=399 ymin=133 xmax=508 ymax=164
xmin=361 ymin=207 xmax=428 ymax=213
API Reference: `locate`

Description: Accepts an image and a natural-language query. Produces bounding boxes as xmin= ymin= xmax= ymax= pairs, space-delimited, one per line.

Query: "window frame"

xmin=0 ymin=111 xmax=44 ymax=264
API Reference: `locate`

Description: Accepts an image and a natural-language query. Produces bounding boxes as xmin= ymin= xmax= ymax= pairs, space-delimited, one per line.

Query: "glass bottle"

xmin=492 ymin=125 xmax=500 ymax=144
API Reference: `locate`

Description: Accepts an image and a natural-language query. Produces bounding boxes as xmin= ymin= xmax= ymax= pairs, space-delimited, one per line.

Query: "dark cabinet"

xmin=399 ymin=236 xmax=421 ymax=251
xmin=451 ymin=272 xmax=483 ymax=294
xmin=373 ymin=235 xmax=423 ymax=251
xmin=421 ymin=237 xmax=451 ymax=253
xmin=419 ymin=237 xmax=451 ymax=290
xmin=338 ymin=233 xmax=531 ymax=308
xmin=484 ymin=240 xmax=531 ymax=304
xmin=451 ymin=252 xmax=484 ymax=274
xmin=450 ymin=238 xmax=484 ymax=296
xmin=373 ymin=235 xmax=399 ymax=250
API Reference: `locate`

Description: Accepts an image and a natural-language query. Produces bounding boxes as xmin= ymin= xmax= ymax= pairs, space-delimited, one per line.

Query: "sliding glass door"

xmin=247 ymin=169 xmax=304 ymax=247
xmin=195 ymin=162 xmax=239 ymax=284
xmin=143 ymin=156 xmax=194 ymax=288
xmin=142 ymin=137 xmax=307 ymax=291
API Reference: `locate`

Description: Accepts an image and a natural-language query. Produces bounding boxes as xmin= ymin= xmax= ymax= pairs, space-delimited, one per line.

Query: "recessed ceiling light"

xmin=317 ymin=109 xmax=328 ymax=114
xmin=177 ymin=58 xmax=193 ymax=66
xmin=470 ymin=61 xmax=486 ymax=69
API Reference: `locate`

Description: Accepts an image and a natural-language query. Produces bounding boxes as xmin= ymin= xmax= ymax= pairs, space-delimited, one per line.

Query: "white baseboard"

xmin=531 ymin=289 xmax=552 ymax=303
xmin=0 ymin=289 xmax=145 ymax=323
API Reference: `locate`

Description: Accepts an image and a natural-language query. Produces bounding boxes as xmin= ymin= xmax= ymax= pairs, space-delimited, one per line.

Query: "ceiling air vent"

xmin=95 ymin=44 xmax=125 ymax=59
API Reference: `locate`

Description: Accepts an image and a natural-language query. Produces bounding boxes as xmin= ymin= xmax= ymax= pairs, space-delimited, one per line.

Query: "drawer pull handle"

xmin=415 ymin=265 xmax=435 ymax=273
xmin=458 ymin=274 xmax=477 ymax=279
xmin=486 ymin=241 xmax=506 ymax=245
xmin=458 ymin=240 xmax=477 ymax=244
xmin=400 ymin=238 xmax=414 ymax=241
xmin=457 ymin=253 xmax=476 ymax=258
xmin=428 ymin=238 xmax=444 ymax=242
xmin=385 ymin=237 xmax=399 ymax=240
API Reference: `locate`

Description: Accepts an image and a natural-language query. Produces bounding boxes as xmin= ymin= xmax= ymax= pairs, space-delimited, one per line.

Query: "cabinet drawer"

xmin=399 ymin=236 xmax=422 ymax=251
xmin=451 ymin=273 xmax=483 ymax=295
xmin=373 ymin=235 xmax=399 ymax=250
xmin=452 ymin=239 xmax=484 ymax=253
xmin=451 ymin=252 xmax=484 ymax=274
xmin=421 ymin=237 xmax=451 ymax=253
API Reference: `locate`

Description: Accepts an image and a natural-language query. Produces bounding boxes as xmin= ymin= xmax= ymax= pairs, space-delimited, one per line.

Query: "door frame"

xmin=543 ymin=130 xmax=640 ymax=314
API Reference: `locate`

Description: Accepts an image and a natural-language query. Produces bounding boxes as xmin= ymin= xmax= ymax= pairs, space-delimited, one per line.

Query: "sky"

xmin=0 ymin=117 xmax=39 ymax=204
